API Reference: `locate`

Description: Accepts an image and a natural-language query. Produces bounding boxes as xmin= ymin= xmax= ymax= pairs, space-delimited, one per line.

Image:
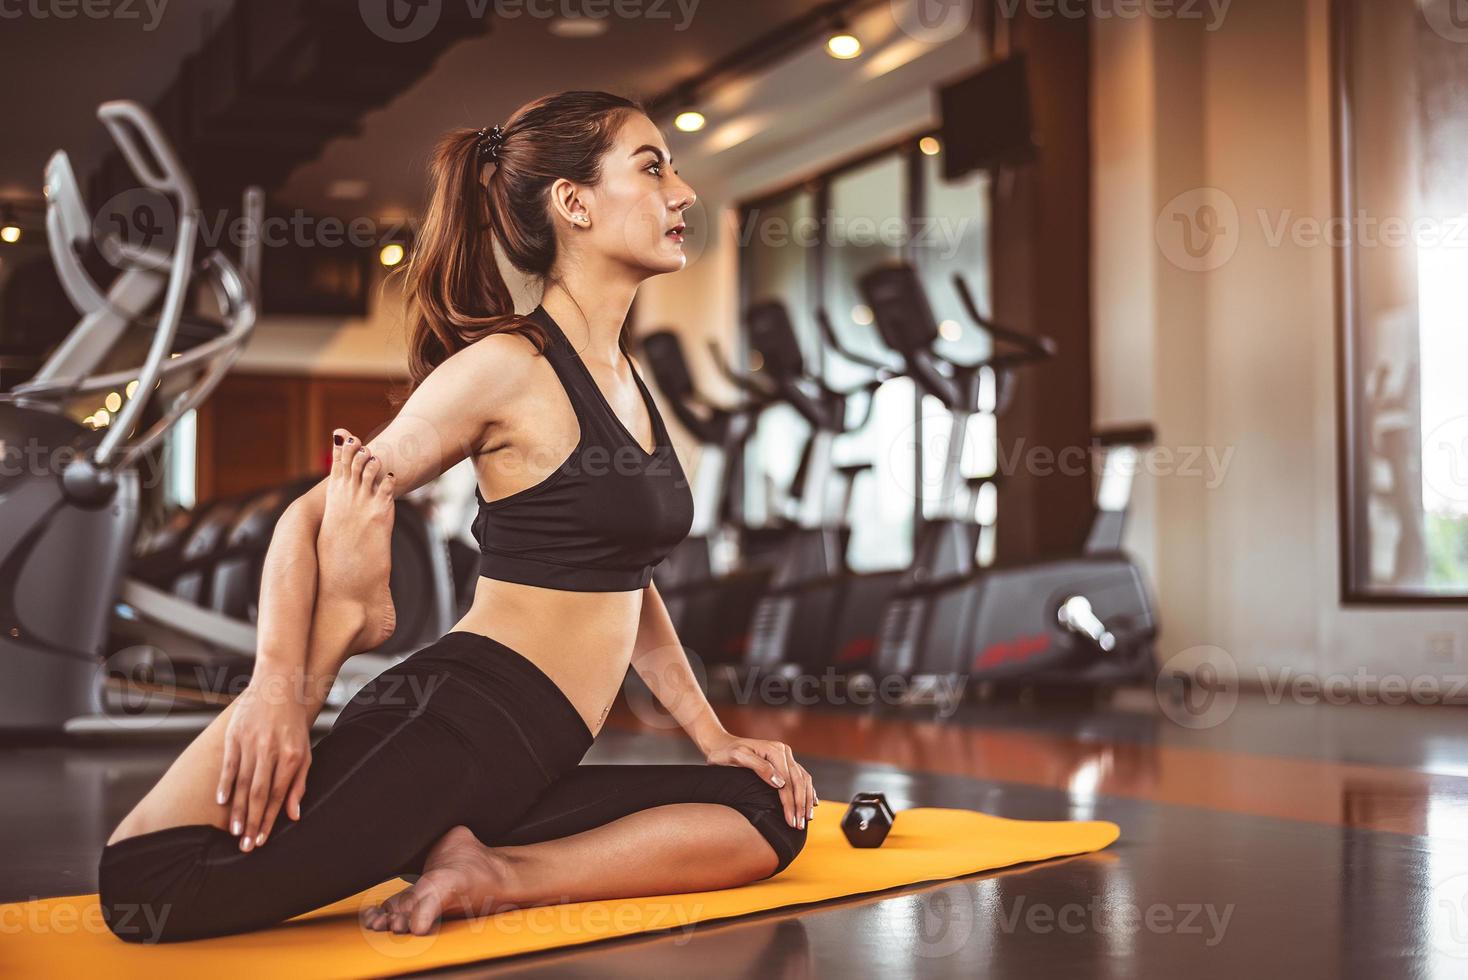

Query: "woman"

xmin=98 ymin=90 xmax=815 ymax=944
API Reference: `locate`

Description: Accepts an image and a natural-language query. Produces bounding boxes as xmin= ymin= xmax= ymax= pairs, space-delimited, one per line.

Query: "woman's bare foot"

xmin=317 ymin=428 xmax=397 ymax=658
xmin=361 ymin=826 xmax=522 ymax=935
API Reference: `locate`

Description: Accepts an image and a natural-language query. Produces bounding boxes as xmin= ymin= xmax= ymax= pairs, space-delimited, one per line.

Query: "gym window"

xmin=737 ymin=134 xmax=994 ymax=573
xmin=1334 ymin=0 xmax=1468 ymax=602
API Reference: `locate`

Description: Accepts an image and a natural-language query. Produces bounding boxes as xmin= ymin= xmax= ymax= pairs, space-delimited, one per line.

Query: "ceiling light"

xmin=326 ymin=179 xmax=370 ymax=201
xmin=550 ymin=16 xmax=607 ymax=38
xmin=826 ymin=32 xmax=862 ymax=59
xmin=379 ymin=243 xmax=406 ymax=267
xmin=0 ymin=204 xmax=19 ymax=244
xmin=674 ymin=110 xmax=706 ymax=133
xmin=919 ymin=136 xmax=941 ymax=156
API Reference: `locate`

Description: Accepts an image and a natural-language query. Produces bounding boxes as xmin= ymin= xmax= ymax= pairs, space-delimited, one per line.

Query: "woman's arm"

xmin=629 ymin=582 xmax=817 ymax=829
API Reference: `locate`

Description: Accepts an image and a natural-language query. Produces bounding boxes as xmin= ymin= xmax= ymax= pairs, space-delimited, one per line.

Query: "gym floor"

xmin=6 ymin=688 xmax=1464 ymax=978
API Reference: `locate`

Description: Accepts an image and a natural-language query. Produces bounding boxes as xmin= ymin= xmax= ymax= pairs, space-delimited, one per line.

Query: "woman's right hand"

xmin=216 ymin=678 xmax=312 ymax=851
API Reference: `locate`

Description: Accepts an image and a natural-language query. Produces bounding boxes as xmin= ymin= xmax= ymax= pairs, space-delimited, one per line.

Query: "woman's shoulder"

xmin=412 ymin=326 xmax=548 ymax=415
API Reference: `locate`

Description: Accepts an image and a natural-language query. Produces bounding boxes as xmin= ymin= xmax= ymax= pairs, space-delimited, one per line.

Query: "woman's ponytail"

xmin=398 ymin=128 xmax=540 ymax=396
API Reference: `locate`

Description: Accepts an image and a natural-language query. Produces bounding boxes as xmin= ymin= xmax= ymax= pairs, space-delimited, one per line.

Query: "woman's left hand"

xmin=705 ymin=734 xmax=817 ymax=830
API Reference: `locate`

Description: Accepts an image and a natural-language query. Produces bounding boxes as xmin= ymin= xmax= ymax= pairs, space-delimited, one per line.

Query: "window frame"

xmin=1331 ymin=0 xmax=1468 ymax=605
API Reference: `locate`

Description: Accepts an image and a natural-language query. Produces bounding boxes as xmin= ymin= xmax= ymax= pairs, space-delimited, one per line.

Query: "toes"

xmin=363 ymin=454 xmax=383 ymax=491
xmin=331 ymin=430 xmax=356 ymax=479
xmin=409 ymin=897 xmax=442 ymax=936
xmin=377 ymin=470 xmax=396 ymax=502
xmin=349 ymin=444 xmax=370 ymax=482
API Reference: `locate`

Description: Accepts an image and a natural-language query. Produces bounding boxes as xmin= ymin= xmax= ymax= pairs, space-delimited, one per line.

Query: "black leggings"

xmin=97 ymin=631 xmax=807 ymax=944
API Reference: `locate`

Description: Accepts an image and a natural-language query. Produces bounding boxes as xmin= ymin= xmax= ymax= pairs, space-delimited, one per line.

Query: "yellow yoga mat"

xmin=1 ymin=807 xmax=1118 ymax=979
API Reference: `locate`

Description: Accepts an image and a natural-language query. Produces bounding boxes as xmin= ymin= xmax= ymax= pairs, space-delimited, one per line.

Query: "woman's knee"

xmin=706 ymin=766 xmax=808 ymax=877
xmin=98 ymin=841 xmax=208 ymax=943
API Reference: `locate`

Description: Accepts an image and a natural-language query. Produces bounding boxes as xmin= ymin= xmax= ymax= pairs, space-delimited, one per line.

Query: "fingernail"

xmin=333 ymin=434 xmax=344 ymax=445
xmin=346 ymin=437 xmax=354 ymax=444
xmin=799 ymin=817 xmax=806 ymax=829
xmin=772 ymin=776 xmax=785 ymax=787
xmin=231 ymin=820 xmax=241 ymax=835
xmin=241 ymin=836 xmax=252 ymax=852
xmin=216 ymin=789 xmax=226 ymax=805
xmin=256 ymin=833 xmax=265 ymax=846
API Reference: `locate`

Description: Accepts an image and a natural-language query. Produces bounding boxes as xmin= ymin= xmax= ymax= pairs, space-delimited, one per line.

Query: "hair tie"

xmin=476 ymin=124 xmax=506 ymax=165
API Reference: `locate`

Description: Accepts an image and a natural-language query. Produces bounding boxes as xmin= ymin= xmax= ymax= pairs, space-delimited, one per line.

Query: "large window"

xmin=1336 ymin=0 xmax=1468 ymax=601
xmin=737 ymin=136 xmax=994 ymax=571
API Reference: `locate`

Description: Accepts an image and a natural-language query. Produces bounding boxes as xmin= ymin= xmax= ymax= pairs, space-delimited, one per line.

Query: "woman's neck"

xmin=541 ymin=276 xmax=636 ymax=367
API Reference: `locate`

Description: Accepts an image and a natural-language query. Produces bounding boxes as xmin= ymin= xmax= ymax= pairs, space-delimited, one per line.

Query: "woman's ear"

xmin=549 ymin=178 xmax=590 ymax=228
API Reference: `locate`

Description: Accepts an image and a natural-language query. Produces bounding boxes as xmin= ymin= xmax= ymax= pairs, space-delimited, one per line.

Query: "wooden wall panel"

xmin=195 ymin=373 xmax=400 ymax=500
xmin=196 ymin=374 xmax=307 ymax=499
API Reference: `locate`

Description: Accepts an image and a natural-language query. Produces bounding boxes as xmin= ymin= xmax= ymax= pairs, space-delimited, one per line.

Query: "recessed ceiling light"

xmin=550 ymin=17 xmax=607 ymax=38
xmin=919 ymin=136 xmax=941 ymax=156
xmin=826 ymin=32 xmax=862 ymax=59
xmin=327 ymin=179 xmax=369 ymax=201
xmin=674 ymin=110 xmax=706 ymax=133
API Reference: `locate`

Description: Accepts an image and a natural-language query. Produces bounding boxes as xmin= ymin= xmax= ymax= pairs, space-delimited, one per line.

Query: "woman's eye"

xmin=647 ymin=162 xmax=663 ymax=177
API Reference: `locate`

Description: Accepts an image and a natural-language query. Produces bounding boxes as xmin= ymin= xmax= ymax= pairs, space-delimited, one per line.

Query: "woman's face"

xmin=575 ymin=112 xmax=696 ymax=277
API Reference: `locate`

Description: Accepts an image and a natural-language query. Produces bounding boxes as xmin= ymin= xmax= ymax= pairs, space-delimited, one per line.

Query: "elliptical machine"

xmin=0 ymin=102 xmax=260 ymax=733
xmin=857 ymin=262 xmax=1158 ymax=698
xmin=732 ymin=300 xmax=892 ymax=681
xmin=642 ymin=328 xmax=779 ymax=666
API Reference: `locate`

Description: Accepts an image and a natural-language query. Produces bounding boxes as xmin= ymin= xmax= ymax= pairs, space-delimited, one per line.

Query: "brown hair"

xmin=395 ymin=90 xmax=644 ymax=400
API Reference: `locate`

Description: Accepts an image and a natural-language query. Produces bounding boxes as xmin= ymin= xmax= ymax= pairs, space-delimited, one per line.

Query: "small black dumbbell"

xmin=841 ymin=792 xmax=895 ymax=848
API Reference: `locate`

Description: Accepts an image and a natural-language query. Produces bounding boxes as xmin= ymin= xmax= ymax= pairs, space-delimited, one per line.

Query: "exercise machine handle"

xmin=114 ymin=249 xmax=258 ymax=471
xmin=97 ymin=101 xmax=197 ymax=206
xmin=707 ymin=338 xmax=777 ymax=399
xmin=816 ymin=308 xmax=901 ymax=374
xmin=952 ymin=274 xmax=1058 ymax=365
xmin=907 ymin=347 xmax=963 ymax=409
xmin=90 ymin=101 xmax=199 ymax=469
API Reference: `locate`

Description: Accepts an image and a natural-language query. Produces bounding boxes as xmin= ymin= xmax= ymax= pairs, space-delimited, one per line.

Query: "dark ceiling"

xmin=0 ymin=0 xmax=850 ymax=217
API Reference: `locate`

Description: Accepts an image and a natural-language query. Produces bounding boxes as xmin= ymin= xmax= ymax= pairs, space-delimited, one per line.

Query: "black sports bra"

xmin=471 ymin=305 xmax=694 ymax=592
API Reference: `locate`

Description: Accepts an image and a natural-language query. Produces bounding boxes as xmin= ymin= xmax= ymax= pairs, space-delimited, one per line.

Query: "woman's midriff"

xmin=450 ymin=576 xmax=643 ymax=738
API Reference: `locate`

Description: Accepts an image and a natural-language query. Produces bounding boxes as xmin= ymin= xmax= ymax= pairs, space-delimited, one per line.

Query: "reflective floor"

xmin=4 ymin=688 xmax=1466 ymax=978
